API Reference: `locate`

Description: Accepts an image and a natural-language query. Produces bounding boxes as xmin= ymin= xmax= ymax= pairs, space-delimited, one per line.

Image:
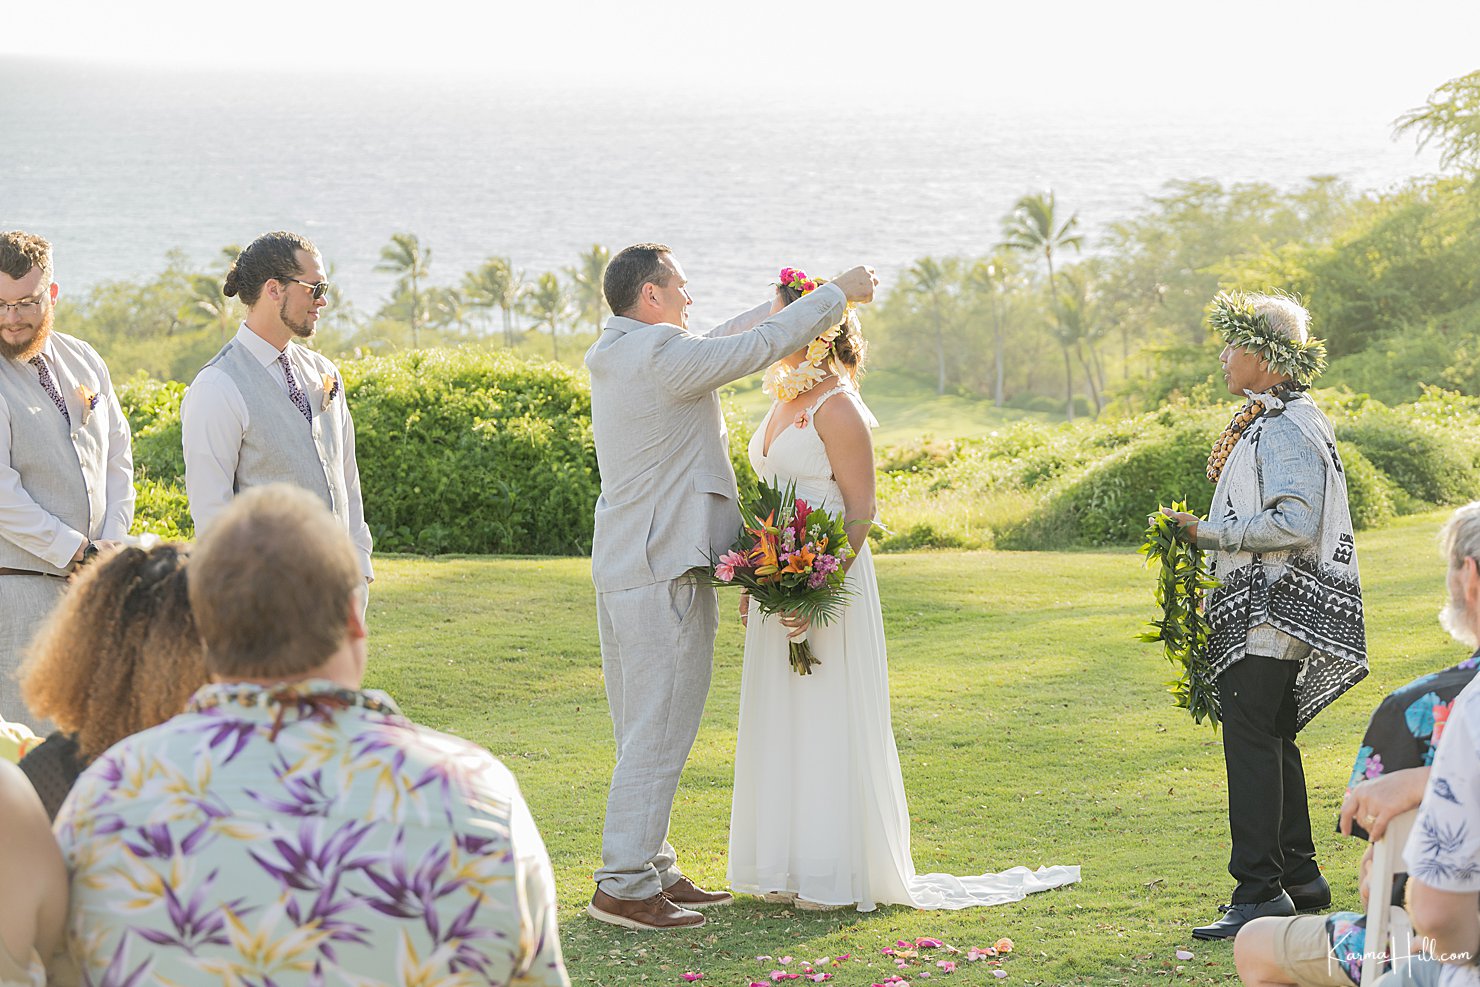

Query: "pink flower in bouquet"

xmin=792 ymin=499 xmax=811 ymax=540
xmin=715 ymin=550 xmax=748 ymax=583
xmin=808 ymin=571 xmax=828 ymax=589
xmin=814 ymin=553 xmax=840 ymax=576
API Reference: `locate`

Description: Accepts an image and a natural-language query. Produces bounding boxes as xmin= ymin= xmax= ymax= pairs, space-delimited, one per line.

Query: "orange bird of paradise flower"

xmin=747 ymin=512 xmax=781 ymax=576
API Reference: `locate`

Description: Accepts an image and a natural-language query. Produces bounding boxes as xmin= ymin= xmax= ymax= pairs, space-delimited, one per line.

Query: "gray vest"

xmin=0 ymin=335 xmax=110 ymax=575
xmin=205 ymin=340 xmax=350 ymax=530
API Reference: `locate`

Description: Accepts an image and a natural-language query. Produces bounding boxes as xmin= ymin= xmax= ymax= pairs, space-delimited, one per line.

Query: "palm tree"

xmin=425 ymin=286 xmax=468 ymax=335
xmin=522 ymin=272 xmax=572 ymax=361
xmin=907 ymin=256 xmax=955 ymax=396
xmin=1394 ymin=69 xmax=1480 ymax=170
xmin=565 ymin=244 xmax=611 ymax=335
xmin=1000 ymin=191 xmax=1085 ymax=420
xmin=179 ymin=272 xmax=237 ymax=341
xmin=462 ymin=257 xmax=525 ymax=346
xmin=375 ymin=233 xmax=431 ymax=348
xmin=1057 ymin=271 xmax=1104 ymax=413
xmin=969 ymin=252 xmax=1016 ymax=407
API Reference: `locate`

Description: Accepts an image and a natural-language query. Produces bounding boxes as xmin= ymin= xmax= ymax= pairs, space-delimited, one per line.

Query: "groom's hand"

xmin=833 ymin=266 xmax=879 ymax=304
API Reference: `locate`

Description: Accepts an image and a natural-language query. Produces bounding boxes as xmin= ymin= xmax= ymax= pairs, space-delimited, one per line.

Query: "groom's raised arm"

xmin=697 ymin=300 xmax=772 ymax=339
xmin=653 ymin=284 xmax=847 ymax=399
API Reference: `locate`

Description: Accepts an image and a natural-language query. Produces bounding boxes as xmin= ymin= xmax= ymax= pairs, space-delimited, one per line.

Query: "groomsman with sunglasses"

xmin=0 ymin=230 xmax=134 ymax=728
xmin=181 ymin=232 xmax=374 ymax=587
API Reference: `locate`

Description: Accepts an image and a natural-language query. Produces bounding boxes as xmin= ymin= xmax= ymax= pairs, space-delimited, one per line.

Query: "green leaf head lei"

xmin=1206 ymin=290 xmax=1327 ymax=387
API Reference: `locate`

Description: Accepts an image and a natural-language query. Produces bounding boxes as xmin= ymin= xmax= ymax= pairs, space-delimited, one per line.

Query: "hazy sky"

xmin=9 ymin=0 xmax=1478 ymax=112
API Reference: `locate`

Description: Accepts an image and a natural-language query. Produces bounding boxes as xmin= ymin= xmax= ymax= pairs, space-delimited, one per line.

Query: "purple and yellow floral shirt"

xmin=53 ymin=680 xmax=568 ymax=987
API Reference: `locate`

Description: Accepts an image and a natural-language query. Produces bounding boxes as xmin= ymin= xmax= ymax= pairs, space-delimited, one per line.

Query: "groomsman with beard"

xmin=0 ymin=231 xmax=134 ymax=728
xmin=181 ymin=232 xmax=374 ymax=589
xmin=584 ymin=244 xmax=877 ymax=930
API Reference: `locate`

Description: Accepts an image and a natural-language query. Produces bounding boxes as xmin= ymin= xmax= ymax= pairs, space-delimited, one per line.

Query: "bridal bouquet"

xmin=707 ymin=479 xmax=852 ymax=675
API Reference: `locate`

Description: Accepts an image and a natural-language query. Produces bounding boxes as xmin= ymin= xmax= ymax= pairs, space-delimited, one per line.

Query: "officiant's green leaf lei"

xmin=1207 ymin=290 xmax=1327 ymax=386
xmin=1139 ymin=504 xmax=1221 ymax=729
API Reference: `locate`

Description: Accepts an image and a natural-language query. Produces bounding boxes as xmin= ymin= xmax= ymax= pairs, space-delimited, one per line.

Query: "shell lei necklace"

xmin=763 ymin=324 xmax=844 ymax=402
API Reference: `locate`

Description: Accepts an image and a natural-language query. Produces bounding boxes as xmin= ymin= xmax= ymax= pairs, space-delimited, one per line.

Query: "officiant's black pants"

xmin=1219 ymin=654 xmax=1320 ymax=904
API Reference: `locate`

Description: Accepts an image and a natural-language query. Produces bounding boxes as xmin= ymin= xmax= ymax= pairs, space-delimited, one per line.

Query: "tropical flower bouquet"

xmin=707 ymin=479 xmax=853 ymax=675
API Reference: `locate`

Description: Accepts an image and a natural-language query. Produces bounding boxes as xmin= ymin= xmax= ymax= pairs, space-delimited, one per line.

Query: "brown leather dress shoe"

xmin=662 ymin=875 xmax=734 ymax=909
xmin=587 ymin=888 xmax=705 ymax=930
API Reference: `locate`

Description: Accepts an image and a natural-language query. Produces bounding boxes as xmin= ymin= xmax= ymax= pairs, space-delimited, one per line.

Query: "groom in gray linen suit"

xmin=585 ymin=244 xmax=876 ymax=930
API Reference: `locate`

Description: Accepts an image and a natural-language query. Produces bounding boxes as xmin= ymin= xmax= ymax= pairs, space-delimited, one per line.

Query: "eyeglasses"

xmin=0 ymin=293 xmax=47 ymax=316
xmin=277 ymin=277 xmax=331 ymax=300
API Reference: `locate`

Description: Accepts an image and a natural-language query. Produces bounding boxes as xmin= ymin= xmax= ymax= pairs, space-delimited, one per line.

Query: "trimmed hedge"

xmin=342 ymin=349 xmax=597 ymax=554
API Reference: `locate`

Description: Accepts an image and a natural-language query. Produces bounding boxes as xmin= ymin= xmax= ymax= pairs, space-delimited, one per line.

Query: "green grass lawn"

xmin=362 ymin=511 xmax=1458 ymax=986
xmin=724 ymin=369 xmax=1052 ymax=447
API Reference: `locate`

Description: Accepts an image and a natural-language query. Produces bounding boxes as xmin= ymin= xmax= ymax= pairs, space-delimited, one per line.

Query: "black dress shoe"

xmin=1191 ymin=891 xmax=1295 ymax=940
xmin=1283 ymin=875 xmax=1331 ymax=912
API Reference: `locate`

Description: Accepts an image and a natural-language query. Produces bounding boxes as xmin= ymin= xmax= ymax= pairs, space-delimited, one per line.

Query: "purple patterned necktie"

xmin=29 ymin=357 xmax=71 ymax=428
xmin=277 ymin=352 xmax=312 ymax=423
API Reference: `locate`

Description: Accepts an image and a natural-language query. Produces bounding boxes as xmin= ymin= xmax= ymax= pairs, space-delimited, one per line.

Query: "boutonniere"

xmin=75 ymin=385 xmax=99 ymax=426
xmin=320 ymin=374 xmax=341 ymax=412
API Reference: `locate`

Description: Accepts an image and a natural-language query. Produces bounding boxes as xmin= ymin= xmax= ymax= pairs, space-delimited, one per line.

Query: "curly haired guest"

xmin=17 ymin=542 xmax=206 ymax=819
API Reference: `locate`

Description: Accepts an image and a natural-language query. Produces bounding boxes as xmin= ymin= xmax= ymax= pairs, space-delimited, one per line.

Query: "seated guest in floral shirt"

xmin=1235 ymin=502 xmax=1480 ymax=987
xmin=1399 ymin=502 xmax=1480 ymax=987
xmin=18 ymin=542 xmax=205 ymax=819
xmin=54 ymin=484 xmax=569 ymax=987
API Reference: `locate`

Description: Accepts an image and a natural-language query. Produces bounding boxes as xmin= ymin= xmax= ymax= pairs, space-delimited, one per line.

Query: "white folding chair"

xmin=1361 ymin=808 xmax=1419 ymax=987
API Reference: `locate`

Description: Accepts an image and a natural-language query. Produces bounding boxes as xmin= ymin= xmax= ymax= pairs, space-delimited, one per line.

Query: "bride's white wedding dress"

xmin=727 ymin=384 xmax=1081 ymax=910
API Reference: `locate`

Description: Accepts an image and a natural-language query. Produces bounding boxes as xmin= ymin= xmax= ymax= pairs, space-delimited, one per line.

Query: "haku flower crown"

xmin=1207 ymin=290 xmax=1328 ymax=387
xmin=778 ymin=267 xmax=821 ymax=295
xmin=765 ymin=267 xmax=849 ymax=402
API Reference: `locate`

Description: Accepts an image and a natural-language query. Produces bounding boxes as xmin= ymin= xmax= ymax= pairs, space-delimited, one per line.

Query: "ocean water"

xmin=0 ymin=58 xmax=1438 ymax=329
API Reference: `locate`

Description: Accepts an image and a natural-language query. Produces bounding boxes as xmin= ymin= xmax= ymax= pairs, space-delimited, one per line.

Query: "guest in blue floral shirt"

xmin=54 ymin=485 xmax=569 ymax=987
xmin=1235 ymin=503 xmax=1480 ymax=987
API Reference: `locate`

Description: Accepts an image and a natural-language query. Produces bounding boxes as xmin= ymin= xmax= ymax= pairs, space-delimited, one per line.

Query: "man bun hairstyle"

xmin=223 ymin=231 xmax=317 ymax=307
xmin=0 ymin=230 xmax=54 ymax=285
xmin=189 ymin=484 xmax=362 ymax=680
xmin=604 ymin=243 xmax=672 ymax=317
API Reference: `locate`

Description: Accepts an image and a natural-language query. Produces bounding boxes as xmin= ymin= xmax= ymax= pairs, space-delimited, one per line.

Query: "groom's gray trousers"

xmin=594 ymin=573 xmax=719 ymax=900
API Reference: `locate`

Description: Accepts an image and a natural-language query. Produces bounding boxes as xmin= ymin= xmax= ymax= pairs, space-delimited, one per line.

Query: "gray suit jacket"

xmin=585 ymin=283 xmax=848 ymax=592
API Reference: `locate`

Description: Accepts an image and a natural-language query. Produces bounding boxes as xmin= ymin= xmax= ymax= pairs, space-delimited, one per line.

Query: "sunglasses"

xmin=278 ymin=276 xmax=331 ymax=300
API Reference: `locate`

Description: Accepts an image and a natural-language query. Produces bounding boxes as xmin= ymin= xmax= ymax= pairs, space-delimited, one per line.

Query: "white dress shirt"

xmin=0 ymin=335 xmax=133 ymax=568
xmin=181 ymin=324 xmax=374 ymax=579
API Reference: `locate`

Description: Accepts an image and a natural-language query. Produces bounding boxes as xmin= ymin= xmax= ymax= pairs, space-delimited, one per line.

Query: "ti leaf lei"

xmin=1139 ymin=503 xmax=1221 ymax=728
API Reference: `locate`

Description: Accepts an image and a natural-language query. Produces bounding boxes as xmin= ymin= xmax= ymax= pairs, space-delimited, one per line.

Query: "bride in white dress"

xmin=727 ymin=269 xmax=1080 ymax=912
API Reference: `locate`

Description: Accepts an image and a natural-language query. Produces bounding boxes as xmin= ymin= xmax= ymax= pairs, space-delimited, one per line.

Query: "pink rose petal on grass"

xmin=916 ymin=938 xmax=944 ymax=949
xmin=1175 ymin=949 xmax=1194 ymax=961
xmin=780 ymin=957 xmax=794 ymax=965
xmin=682 ymin=975 xmax=702 ymax=983
xmin=992 ymin=972 xmax=1009 ymax=981
xmin=936 ymin=961 xmax=957 ymax=973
